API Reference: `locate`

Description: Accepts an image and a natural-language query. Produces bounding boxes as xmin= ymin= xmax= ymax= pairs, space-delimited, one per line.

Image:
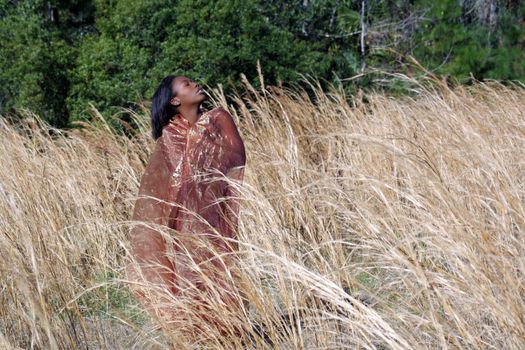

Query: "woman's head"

xmin=150 ymin=75 xmax=206 ymax=140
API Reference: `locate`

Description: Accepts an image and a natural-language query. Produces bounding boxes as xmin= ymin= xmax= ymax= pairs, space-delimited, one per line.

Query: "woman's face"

xmin=170 ymin=76 xmax=207 ymax=107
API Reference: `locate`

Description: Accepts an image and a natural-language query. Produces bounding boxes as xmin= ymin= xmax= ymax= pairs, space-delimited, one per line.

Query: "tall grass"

xmin=0 ymin=73 xmax=524 ymax=349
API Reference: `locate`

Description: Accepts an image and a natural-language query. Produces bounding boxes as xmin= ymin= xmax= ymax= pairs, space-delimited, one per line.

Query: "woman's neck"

xmin=177 ymin=105 xmax=204 ymax=125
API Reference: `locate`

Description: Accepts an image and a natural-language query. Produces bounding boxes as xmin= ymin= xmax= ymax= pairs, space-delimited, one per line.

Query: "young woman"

xmin=128 ymin=75 xmax=247 ymax=341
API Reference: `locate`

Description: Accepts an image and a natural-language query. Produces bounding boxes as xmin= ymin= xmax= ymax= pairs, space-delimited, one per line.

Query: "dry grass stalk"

xmin=0 ymin=73 xmax=524 ymax=349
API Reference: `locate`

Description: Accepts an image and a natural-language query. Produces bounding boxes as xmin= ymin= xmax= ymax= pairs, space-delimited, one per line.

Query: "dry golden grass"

xmin=0 ymin=73 xmax=524 ymax=349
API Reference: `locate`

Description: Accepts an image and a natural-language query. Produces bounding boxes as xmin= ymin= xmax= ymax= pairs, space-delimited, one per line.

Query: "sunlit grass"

xmin=1 ymin=73 xmax=524 ymax=349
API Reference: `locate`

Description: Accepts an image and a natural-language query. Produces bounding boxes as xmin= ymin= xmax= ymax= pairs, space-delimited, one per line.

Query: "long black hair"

xmin=151 ymin=75 xmax=179 ymax=140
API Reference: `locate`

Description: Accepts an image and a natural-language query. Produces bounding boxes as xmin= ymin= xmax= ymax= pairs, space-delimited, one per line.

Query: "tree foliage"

xmin=0 ymin=0 xmax=523 ymax=127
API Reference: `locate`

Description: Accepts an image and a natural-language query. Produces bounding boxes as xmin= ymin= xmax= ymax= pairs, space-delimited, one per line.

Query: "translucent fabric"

xmin=128 ymin=107 xmax=246 ymax=337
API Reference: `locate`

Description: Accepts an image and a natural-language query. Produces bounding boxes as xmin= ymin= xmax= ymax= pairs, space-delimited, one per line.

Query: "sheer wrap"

xmin=128 ymin=107 xmax=246 ymax=336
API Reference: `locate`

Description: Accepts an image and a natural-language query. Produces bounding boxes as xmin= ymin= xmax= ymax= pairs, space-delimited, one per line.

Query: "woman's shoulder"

xmin=182 ymin=107 xmax=228 ymax=127
xmin=209 ymin=107 xmax=237 ymax=128
xmin=209 ymin=106 xmax=230 ymax=120
xmin=210 ymin=106 xmax=228 ymax=114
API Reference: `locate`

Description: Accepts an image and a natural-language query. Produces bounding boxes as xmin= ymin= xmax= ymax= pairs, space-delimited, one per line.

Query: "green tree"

xmin=401 ymin=0 xmax=524 ymax=82
xmin=0 ymin=0 xmax=94 ymax=127
xmin=68 ymin=0 xmax=364 ymax=123
xmin=1 ymin=0 xmax=523 ymax=127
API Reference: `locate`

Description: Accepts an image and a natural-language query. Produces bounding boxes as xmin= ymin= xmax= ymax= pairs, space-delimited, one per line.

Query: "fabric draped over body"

xmin=128 ymin=107 xmax=246 ymax=337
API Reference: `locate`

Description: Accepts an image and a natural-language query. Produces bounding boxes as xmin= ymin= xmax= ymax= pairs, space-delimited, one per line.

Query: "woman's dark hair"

xmin=151 ymin=75 xmax=179 ymax=140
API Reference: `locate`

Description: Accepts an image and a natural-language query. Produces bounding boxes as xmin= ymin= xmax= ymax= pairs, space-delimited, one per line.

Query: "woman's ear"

xmin=170 ymin=97 xmax=180 ymax=106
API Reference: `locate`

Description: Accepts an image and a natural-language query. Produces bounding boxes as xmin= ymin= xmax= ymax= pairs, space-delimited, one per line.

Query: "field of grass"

xmin=0 ymin=74 xmax=524 ymax=349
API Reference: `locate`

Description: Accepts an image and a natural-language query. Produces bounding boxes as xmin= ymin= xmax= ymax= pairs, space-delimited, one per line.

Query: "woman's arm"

xmin=129 ymin=137 xmax=177 ymax=293
xmin=212 ymin=108 xmax=246 ymax=249
xmin=213 ymin=108 xmax=246 ymax=164
xmin=220 ymin=165 xmax=245 ymax=252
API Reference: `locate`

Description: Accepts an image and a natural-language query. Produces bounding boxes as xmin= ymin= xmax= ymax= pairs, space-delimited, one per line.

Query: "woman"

xmin=128 ymin=75 xmax=247 ymax=341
